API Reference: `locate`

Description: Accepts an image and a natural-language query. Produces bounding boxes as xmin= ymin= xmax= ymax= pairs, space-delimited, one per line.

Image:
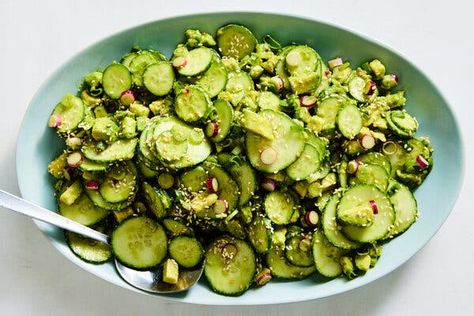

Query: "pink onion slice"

xmin=120 ymin=90 xmax=135 ymax=106
xmin=367 ymin=80 xmax=376 ymax=95
xmin=304 ymin=210 xmax=319 ymax=226
xmin=48 ymin=114 xmax=62 ymax=128
xmin=66 ymin=152 xmax=83 ymax=168
xmin=172 ymin=56 xmax=188 ymax=68
xmin=85 ymin=180 xmax=99 ymax=190
xmin=205 ymin=122 xmax=220 ymax=138
xmin=369 ymin=200 xmax=379 ymax=214
xmin=328 ymin=57 xmax=343 ymax=69
xmin=360 ymin=134 xmax=376 ymax=150
xmin=262 ymin=178 xmax=276 ymax=192
xmin=346 ymin=160 xmax=360 ymax=174
xmin=416 ymin=155 xmax=429 ymax=169
xmin=207 ymin=177 xmax=219 ymax=193
xmin=260 ymin=147 xmax=277 ymax=165
xmin=299 ymin=95 xmax=317 ymax=108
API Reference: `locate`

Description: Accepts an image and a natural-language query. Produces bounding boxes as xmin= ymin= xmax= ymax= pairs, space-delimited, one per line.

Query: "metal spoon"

xmin=0 ymin=190 xmax=204 ymax=294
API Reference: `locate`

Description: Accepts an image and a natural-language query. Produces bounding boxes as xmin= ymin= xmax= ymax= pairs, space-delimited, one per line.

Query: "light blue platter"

xmin=16 ymin=12 xmax=463 ymax=305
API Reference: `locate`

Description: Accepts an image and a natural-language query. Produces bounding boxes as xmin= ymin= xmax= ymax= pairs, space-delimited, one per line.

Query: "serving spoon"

xmin=0 ymin=190 xmax=204 ymax=294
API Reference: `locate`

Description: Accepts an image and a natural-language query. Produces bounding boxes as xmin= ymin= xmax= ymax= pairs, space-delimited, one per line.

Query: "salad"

xmin=47 ymin=24 xmax=433 ymax=296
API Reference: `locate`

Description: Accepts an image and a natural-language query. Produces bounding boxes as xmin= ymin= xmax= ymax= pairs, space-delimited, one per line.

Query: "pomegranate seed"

xmin=260 ymin=147 xmax=277 ymax=165
xmin=416 ymin=155 xmax=429 ymax=169
xmin=369 ymin=200 xmax=379 ymax=214
xmin=207 ymin=177 xmax=219 ymax=193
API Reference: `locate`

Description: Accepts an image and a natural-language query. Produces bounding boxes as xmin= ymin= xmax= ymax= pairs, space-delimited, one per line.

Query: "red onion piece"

xmin=85 ymin=180 xmax=99 ymax=190
xmin=367 ymin=80 xmax=376 ymax=95
xmin=66 ymin=137 xmax=82 ymax=149
xmin=416 ymin=155 xmax=429 ymax=169
xmin=207 ymin=177 xmax=219 ymax=193
xmin=260 ymin=147 xmax=277 ymax=165
xmin=48 ymin=114 xmax=62 ymax=128
xmin=205 ymin=122 xmax=220 ymax=138
xmin=274 ymin=76 xmax=284 ymax=92
xmin=346 ymin=160 xmax=359 ymax=174
xmin=262 ymin=178 xmax=276 ymax=192
xmin=304 ymin=210 xmax=319 ymax=226
xmin=213 ymin=199 xmax=229 ymax=214
xmin=369 ymin=200 xmax=379 ymax=214
xmin=120 ymin=90 xmax=135 ymax=106
xmin=299 ymin=95 xmax=317 ymax=108
xmin=391 ymin=74 xmax=399 ymax=83
xmin=328 ymin=57 xmax=343 ymax=69
xmin=172 ymin=56 xmax=187 ymax=68
xmin=360 ymin=134 xmax=376 ymax=150
xmin=66 ymin=152 xmax=83 ymax=168
xmin=256 ymin=272 xmax=272 ymax=286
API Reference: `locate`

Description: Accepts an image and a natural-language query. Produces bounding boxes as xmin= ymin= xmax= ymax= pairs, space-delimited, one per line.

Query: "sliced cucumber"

xmin=286 ymin=143 xmax=322 ymax=181
xmin=247 ymin=215 xmax=272 ymax=254
xmin=387 ymin=183 xmax=418 ymax=238
xmin=348 ymin=76 xmax=368 ymax=102
xmin=285 ymin=46 xmax=320 ymax=75
xmin=314 ymin=97 xmax=343 ymax=131
xmin=51 ymin=94 xmax=85 ymax=134
xmin=180 ymin=166 xmax=208 ymax=192
xmin=229 ymin=161 xmax=257 ymax=207
xmin=102 ymin=63 xmax=132 ymax=99
xmin=162 ymin=218 xmax=194 ymax=237
xmin=357 ymin=152 xmax=392 ymax=175
xmin=175 ymin=47 xmax=213 ymax=76
xmin=337 ymin=104 xmax=362 ymax=139
xmin=128 ymin=50 xmax=164 ymax=86
xmin=217 ymin=24 xmax=257 ymax=60
xmin=78 ymin=159 xmax=109 ymax=172
xmin=174 ymin=86 xmax=211 ymax=123
xmin=84 ymin=187 xmax=132 ymax=211
xmin=387 ymin=110 xmax=418 ymax=137
xmin=59 ymin=193 xmax=109 ymax=226
xmin=351 ymin=163 xmax=389 ymax=192
xmin=246 ymin=110 xmax=305 ymax=173
xmin=111 ymin=217 xmax=168 ymax=269
xmin=143 ymin=61 xmax=175 ymax=96
xmin=338 ymin=185 xmax=395 ymax=243
xmin=65 ymin=230 xmax=112 ymax=264
xmin=169 ymin=236 xmax=204 ymax=268
xmin=264 ymin=190 xmax=295 ymax=225
xmin=204 ymin=236 xmax=256 ymax=296
xmin=210 ymin=99 xmax=234 ymax=143
xmin=266 ymin=247 xmax=316 ymax=280
xmin=321 ymin=194 xmax=361 ymax=250
xmin=196 ymin=59 xmax=228 ymax=97
xmin=312 ymin=230 xmax=346 ymax=278
xmin=204 ymin=163 xmax=240 ymax=213
xmin=99 ymin=161 xmax=137 ymax=203
xmin=285 ymin=234 xmax=314 ymax=267
xmin=258 ymin=91 xmax=281 ymax=112
xmin=82 ymin=138 xmax=138 ymax=163
xmin=142 ymin=182 xmax=169 ymax=219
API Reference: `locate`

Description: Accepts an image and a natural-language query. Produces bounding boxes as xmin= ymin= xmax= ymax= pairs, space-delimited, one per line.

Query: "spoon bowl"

xmin=0 ymin=190 xmax=204 ymax=294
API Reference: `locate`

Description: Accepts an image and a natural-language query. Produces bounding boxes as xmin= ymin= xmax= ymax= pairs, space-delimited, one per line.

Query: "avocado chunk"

xmin=337 ymin=204 xmax=375 ymax=227
xmin=162 ymin=258 xmax=179 ymax=284
xmin=240 ymin=109 xmax=274 ymax=140
xmin=92 ymin=117 xmax=119 ymax=142
xmin=59 ymin=180 xmax=83 ymax=206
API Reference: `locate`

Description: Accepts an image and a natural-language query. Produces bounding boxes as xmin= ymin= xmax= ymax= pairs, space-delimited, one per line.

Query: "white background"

xmin=1 ymin=1 xmax=473 ymax=315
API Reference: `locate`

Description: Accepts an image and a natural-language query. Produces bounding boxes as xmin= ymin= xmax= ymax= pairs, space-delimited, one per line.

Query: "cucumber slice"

xmin=286 ymin=143 xmax=322 ymax=181
xmin=387 ymin=110 xmax=418 ymax=137
xmin=285 ymin=46 xmax=320 ymax=75
xmin=351 ymin=163 xmax=389 ymax=192
xmin=84 ymin=187 xmax=132 ymax=211
xmin=264 ymin=190 xmax=295 ymax=225
xmin=246 ymin=110 xmax=305 ymax=173
xmin=357 ymin=152 xmax=392 ymax=175
xmin=180 ymin=166 xmax=207 ymax=192
xmin=175 ymin=86 xmax=211 ymax=123
xmin=338 ymin=185 xmax=395 ymax=242
xmin=128 ymin=50 xmax=165 ymax=86
xmin=312 ymin=230 xmax=346 ymax=278
xmin=205 ymin=163 xmax=240 ymax=213
xmin=141 ymin=182 xmax=169 ymax=219
xmin=59 ymin=193 xmax=109 ymax=226
xmin=387 ymin=183 xmax=418 ymax=238
xmin=285 ymin=234 xmax=314 ymax=267
xmin=337 ymin=104 xmax=362 ymax=139
xmin=258 ymin=91 xmax=281 ymax=112
xmin=162 ymin=218 xmax=194 ymax=237
xmin=247 ymin=215 xmax=272 ymax=254
xmin=217 ymin=24 xmax=257 ymax=60
xmin=143 ymin=61 xmax=175 ymax=96
xmin=82 ymin=138 xmax=137 ymax=163
xmin=210 ymin=99 xmax=234 ymax=143
xmin=348 ymin=76 xmax=368 ymax=102
xmin=102 ymin=63 xmax=132 ymax=99
xmin=229 ymin=161 xmax=257 ymax=206
xmin=196 ymin=60 xmax=228 ymax=97
xmin=175 ymin=47 xmax=213 ymax=76
xmin=51 ymin=94 xmax=85 ymax=134
xmin=204 ymin=236 xmax=256 ymax=296
xmin=315 ymin=97 xmax=343 ymax=131
xmin=321 ymin=194 xmax=361 ymax=250
xmin=78 ymin=159 xmax=109 ymax=172
xmin=99 ymin=161 xmax=137 ymax=203
xmin=111 ymin=217 xmax=168 ymax=269
xmin=266 ymin=247 xmax=316 ymax=280
xmin=65 ymin=230 xmax=112 ymax=264
xmin=155 ymin=131 xmax=188 ymax=162
xmin=169 ymin=236 xmax=204 ymax=268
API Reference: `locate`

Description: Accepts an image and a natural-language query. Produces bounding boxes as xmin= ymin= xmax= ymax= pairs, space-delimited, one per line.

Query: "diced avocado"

xmin=185 ymin=29 xmax=216 ymax=47
xmin=355 ymin=254 xmax=371 ymax=272
xmin=162 ymin=258 xmax=179 ymax=284
xmin=120 ymin=116 xmax=137 ymax=139
xmin=340 ymin=256 xmax=356 ymax=278
xmin=181 ymin=192 xmax=218 ymax=214
xmin=94 ymin=105 xmax=108 ymax=118
xmin=59 ymin=180 xmax=83 ymax=206
xmin=112 ymin=207 xmax=134 ymax=223
xmin=135 ymin=116 xmax=149 ymax=132
xmin=48 ymin=152 xmax=68 ymax=179
xmin=149 ymin=98 xmax=173 ymax=116
xmin=129 ymin=102 xmax=150 ymax=117
xmin=385 ymin=91 xmax=406 ymax=108
xmin=92 ymin=117 xmax=119 ymax=142
xmin=369 ymin=59 xmax=386 ymax=79
xmin=240 ymin=109 xmax=274 ymax=140
xmin=337 ymin=204 xmax=375 ymax=227
xmin=289 ymin=72 xmax=319 ymax=94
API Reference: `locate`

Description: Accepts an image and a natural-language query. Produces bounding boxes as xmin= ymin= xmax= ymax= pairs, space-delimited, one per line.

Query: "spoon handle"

xmin=0 ymin=190 xmax=109 ymax=244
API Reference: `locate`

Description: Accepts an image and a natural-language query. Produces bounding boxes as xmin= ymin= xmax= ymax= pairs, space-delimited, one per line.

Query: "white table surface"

xmin=1 ymin=0 xmax=473 ymax=315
